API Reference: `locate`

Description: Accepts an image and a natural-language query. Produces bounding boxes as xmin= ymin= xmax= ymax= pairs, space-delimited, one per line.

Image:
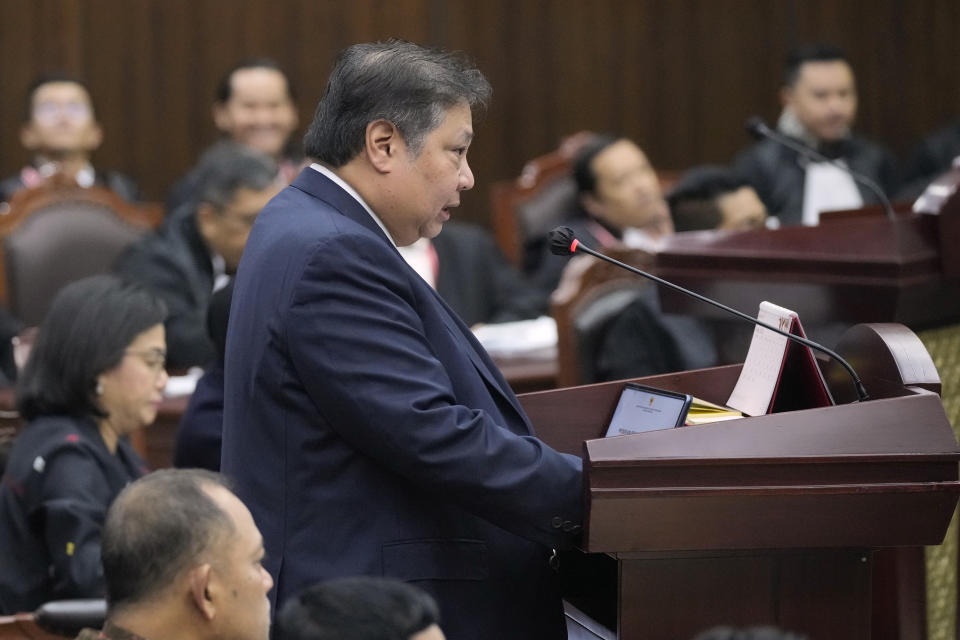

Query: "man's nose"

xmin=157 ymin=368 xmax=169 ymax=391
xmin=263 ymin=566 xmax=274 ymax=591
xmin=253 ymin=106 xmax=277 ymax=126
xmin=458 ymin=159 xmax=475 ymax=191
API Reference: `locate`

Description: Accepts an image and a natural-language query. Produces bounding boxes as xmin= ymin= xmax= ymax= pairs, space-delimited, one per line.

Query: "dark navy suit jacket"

xmin=221 ymin=168 xmax=584 ymax=640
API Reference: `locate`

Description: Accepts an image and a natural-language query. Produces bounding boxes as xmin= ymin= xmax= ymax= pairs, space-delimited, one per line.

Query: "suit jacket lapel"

xmin=290 ymin=167 xmax=532 ymax=434
xmin=428 ymin=286 xmax=533 ymax=433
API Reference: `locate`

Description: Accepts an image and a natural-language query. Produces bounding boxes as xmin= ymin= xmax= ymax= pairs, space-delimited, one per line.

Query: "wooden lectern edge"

xmin=588 ymin=481 xmax=960 ymax=498
xmin=583 ymin=391 xmax=959 ymax=464
xmin=587 ymin=451 xmax=960 ymax=468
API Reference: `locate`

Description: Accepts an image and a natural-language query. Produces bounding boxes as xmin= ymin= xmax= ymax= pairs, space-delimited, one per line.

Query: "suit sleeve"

xmin=285 ymin=232 xmax=583 ymax=549
xmin=31 ymin=447 xmax=113 ymax=600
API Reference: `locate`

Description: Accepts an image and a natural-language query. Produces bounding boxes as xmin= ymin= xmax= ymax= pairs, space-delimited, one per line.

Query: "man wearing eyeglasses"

xmin=0 ymin=73 xmax=140 ymax=203
xmin=115 ymin=141 xmax=281 ymax=369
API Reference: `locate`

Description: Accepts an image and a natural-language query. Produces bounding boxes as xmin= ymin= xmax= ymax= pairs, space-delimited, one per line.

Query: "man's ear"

xmin=187 ymin=564 xmax=216 ymax=620
xmin=81 ymin=121 xmax=104 ymax=152
xmin=195 ymin=203 xmax=219 ymax=243
xmin=580 ymin=192 xmax=603 ymax=219
xmin=212 ymin=103 xmax=231 ymax=135
xmin=20 ymin=124 xmax=39 ymax=151
xmin=780 ymin=85 xmax=794 ymax=109
xmin=365 ymin=119 xmax=401 ymax=174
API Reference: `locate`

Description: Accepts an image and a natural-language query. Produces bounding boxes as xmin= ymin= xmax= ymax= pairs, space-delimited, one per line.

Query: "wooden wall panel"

xmin=0 ymin=0 xmax=958 ymax=226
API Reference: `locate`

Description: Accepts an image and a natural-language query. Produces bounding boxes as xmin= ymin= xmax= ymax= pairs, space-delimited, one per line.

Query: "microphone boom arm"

xmin=573 ymin=241 xmax=871 ymax=402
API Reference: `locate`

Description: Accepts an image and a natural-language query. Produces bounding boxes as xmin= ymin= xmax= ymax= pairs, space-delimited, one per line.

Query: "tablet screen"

xmin=605 ymin=384 xmax=691 ymax=437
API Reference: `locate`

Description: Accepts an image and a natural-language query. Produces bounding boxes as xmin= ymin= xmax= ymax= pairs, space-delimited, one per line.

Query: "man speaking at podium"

xmin=221 ymin=41 xmax=584 ymax=640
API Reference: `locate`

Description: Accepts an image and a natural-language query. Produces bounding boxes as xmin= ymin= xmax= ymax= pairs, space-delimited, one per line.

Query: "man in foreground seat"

xmin=76 ymin=469 xmax=272 ymax=640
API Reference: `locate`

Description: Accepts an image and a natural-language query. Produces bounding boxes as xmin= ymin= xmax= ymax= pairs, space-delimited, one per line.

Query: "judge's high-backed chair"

xmin=0 ymin=182 xmax=162 ymax=327
xmin=550 ymin=248 xmax=656 ymax=388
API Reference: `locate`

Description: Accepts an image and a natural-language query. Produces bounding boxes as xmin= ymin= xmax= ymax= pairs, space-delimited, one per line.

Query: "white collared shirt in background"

xmin=802 ymin=161 xmax=862 ymax=225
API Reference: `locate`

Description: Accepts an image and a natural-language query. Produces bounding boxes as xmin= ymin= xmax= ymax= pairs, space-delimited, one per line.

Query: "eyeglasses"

xmin=33 ymin=100 xmax=92 ymax=123
xmin=125 ymin=348 xmax=167 ymax=373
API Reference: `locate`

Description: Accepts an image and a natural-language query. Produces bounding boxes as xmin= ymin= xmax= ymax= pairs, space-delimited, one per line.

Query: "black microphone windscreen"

xmin=548 ymin=226 xmax=577 ymax=255
xmin=745 ymin=116 xmax=768 ymax=139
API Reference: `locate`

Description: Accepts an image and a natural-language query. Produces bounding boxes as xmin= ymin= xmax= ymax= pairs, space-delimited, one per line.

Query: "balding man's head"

xmin=101 ymin=469 xmax=273 ymax=640
xmin=101 ymin=469 xmax=235 ymax=610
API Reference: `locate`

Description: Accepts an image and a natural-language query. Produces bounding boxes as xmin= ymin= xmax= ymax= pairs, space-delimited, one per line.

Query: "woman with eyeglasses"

xmin=0 ymin=275 xmax=168 ymax=614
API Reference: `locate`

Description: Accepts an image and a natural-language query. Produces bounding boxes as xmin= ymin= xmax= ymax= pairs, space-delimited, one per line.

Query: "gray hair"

xmin=304 ymin=39 xmax=491 ymax=167
xmin=194 ymin=140 xmax=279 ymax=209
xmin=101 ymin=469 xmax=236 ymax=611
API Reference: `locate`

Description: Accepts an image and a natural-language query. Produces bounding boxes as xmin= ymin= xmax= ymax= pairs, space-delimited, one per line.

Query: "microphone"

xmin=548 ymin=226 xmax=870 ymax=402
xmin=745 ymin=116 xmax=896 ymax=222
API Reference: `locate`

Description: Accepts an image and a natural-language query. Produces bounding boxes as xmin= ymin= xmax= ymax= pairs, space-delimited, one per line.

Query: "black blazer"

xmin=114 ymin=206 xmax=216 ymax=368
xmin=0 ymin=415 xmax=146 ymax=613
xmin=733 ymin=135 xmax=898 ymax=226
xmin=432 ymin=222 xmax=547 ymax=326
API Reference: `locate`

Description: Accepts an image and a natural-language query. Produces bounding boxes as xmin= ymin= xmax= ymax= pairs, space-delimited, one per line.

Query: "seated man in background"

xmin=116 ymin=141 xmax=280 ymax=369
xmin=733 ymin=43 xmax=897 ymax=226
xmin=588 ymin=166 xmax=769 ymax=382
xmin=278 ymin=577 xmax=444 ymax=640
xmin=76 ymin=468 xmax=272 ymax=640
xmin=667 ymin=165 xmax=768 ymax=232
xmin=174 ymin=281 xmax=233 ymax=471
xmin=533 ymin=134 xmax=674 ymax=296
xmin=0 ymin=73 xmax=139 ymax=203
xmin=167 ymin=58 xmax=300 ymax=212
xmin=398 ymin=221 xmax=547 ymax=327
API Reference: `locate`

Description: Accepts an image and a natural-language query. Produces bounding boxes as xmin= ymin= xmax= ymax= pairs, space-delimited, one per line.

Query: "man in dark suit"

xmin=221 ymin=41 xmax=584 ymax=640
xmin=733 ymin=43 xmax=897 ymax=226
xmin=115 ymin=142 xmax=279 ymax=368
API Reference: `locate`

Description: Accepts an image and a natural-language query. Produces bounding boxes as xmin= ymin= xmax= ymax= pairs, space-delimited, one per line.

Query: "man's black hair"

xmin=783 ymin=43 xmax=849 ymax=87
xmin=215 ymin=57 xmax=296 ymax=104
xmin=23 ymin=71 xmax=96 ymax=122
xmin=666 ymin=166 xmax=753 ymax=232
xmin=278 ymin=577 xmax=440 ymax=640
xmin=304 ymin=39 xmax=491 ymax=167
xmin=572 ymin=134 xmax=619 ymax=196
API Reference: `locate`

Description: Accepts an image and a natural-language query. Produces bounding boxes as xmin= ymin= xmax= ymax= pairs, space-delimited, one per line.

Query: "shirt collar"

xmin=310 ymin=163 xmax=397 ymax=246
xmin=210 ymin=253 xmax=230 ymax=292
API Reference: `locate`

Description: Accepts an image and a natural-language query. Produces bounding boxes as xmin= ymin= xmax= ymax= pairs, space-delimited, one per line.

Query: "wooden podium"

xmin=647 ymin=188 xmax=960 ymax=639
xmin=521 ymin=324 xmax=960 ymax=639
